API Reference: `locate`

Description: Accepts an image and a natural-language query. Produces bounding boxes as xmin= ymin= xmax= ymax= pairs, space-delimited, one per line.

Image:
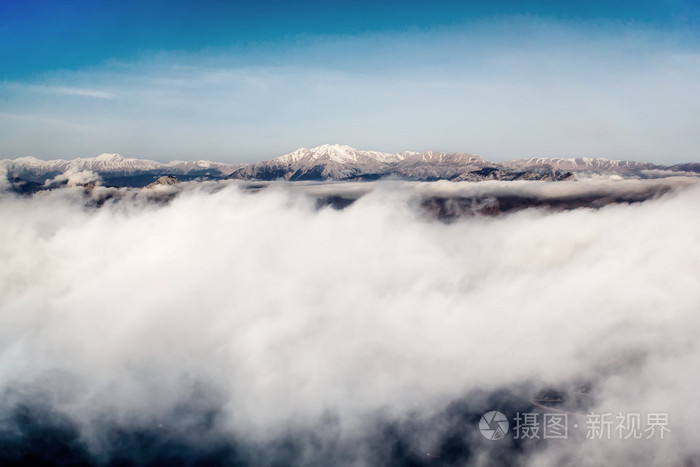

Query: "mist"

xmin=1 ymin=179 xmax=699 ymax=465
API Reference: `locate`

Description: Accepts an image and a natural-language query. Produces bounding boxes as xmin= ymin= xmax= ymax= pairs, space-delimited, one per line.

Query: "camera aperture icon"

xmin=479 ymin=411 xmax=509 ymax=440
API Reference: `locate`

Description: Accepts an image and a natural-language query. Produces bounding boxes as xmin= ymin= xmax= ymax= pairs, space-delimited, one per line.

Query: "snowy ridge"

xmin=273 ymin=144 xmax=487 ymax=166
xmin=3 ymin=153 xmax=243 ymax=179
xmin=509 ymin=157 xmax=656 ymax=172
xmin=231 ymin=144 xmax=533 ymax=181
xmin=274 ymin=144 xmax=404 ymax=165
xmin=11 ymin=154 xmax=161 ymax=173
xmin=4 ymin=145 xmax=694 ymax=186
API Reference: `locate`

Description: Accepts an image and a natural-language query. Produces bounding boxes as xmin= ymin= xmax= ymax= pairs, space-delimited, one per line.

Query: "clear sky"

xmin=1 ymin=0 xmax=699 ymax=163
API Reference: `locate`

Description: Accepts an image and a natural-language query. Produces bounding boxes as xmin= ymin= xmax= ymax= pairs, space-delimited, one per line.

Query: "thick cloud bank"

xmin=0 ymin=180 xmax=699 ymax=465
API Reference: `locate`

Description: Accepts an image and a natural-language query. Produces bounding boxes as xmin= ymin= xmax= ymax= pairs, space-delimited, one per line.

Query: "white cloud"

xmin=43 ymin=168 xmax=101 ymax=187
xmin=0 ymin=180 xmax=698 ymax=463
xmin=0 ymin=83 xmax=119 ymax=99
xmin=46 ymin=85 xmax=119 ymax=100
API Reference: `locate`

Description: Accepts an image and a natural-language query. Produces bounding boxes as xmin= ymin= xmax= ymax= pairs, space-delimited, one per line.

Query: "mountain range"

xmin=2 ymin=153 xmax=243 ymax=186
xmin=2 ymin=144 xmax=699 ymax=189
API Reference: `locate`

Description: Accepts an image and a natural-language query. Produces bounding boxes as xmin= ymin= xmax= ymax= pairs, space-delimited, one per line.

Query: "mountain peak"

xmin=275 ymin=144 xmax=399 ymax=165
xmin=12 ymin=156 xmax=44 ymax=164
xmin=311 ymin=143 xmax=355 ymax=153
xmin=307 ymin=144 xmax=366 ymax=162
xmin=94 ymin=153 xmax=124 ymax=162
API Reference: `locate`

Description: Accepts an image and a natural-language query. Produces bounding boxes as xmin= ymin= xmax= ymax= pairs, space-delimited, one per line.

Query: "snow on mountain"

xmin=274 ymin=144 xmax=403 ymax=165
xmin=3 ymin=154 xmax=242 ymax=181
xmin=76 ymin=153 xmax=163 ymax=172
xmin=164 ymin=159 xmax=241 ymax=175
xmin=5 ymin=145 xmax=693 ymax=187
xmin=7 ymin=153 xmax=161 ymax=175
xmin=508 ymin=157 xmax=657 ymax=172
xmin=231 ymin=144 xmax=524 ymax=181
xmin=399 ymin=151 xmax=486 ymax=165
xmin=272 ymin=144 xmax=487 ymax=167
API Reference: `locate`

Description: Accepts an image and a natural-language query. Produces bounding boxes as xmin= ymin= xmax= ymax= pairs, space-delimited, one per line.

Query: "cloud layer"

xmin=0 ymin=179 xmax=699 ymax=464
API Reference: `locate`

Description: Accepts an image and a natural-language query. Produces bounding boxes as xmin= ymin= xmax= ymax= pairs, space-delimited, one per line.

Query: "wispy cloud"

xmin=0 ymin=20 xmax=698 ymax=162
xmin=45 ymin=85 xmax=119 ymax=99
xmin=2 ymin=83 xmax=119 ymax=99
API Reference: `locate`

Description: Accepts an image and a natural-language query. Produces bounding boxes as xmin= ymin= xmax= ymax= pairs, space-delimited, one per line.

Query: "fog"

xmin=1 ymin=179 xmax=699 ymax=465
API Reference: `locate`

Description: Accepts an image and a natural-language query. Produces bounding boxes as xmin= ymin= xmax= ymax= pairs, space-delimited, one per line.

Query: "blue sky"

xmin=1 ymin=0 xmax=699 ymax=162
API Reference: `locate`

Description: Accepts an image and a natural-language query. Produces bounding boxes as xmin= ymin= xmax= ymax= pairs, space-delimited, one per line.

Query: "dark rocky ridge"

xmin=145 ymin=175 xmax=180 ymax=188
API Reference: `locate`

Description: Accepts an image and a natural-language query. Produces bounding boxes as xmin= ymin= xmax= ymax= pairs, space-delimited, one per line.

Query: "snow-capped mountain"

xmin=228 ymin=144 xmax=503 ymax=181
xmin=507 ymin=157 xmax=657 ymax=172
xmin=2 ymin=153 xmax=243 ymax=183
xmin=230 ymin=144 xmax=402 ymax=181
xmin=3 ymin=145 xmax=696 ymax=190
xmin=274 ymin=144 xmax=403 ymax=165
xmin=10 ymin=153 xmax=162 ymax=175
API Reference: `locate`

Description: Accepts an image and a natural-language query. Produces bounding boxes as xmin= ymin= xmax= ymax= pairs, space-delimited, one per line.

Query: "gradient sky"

xmin=1 ymin=0 xmax=699 ymax=163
